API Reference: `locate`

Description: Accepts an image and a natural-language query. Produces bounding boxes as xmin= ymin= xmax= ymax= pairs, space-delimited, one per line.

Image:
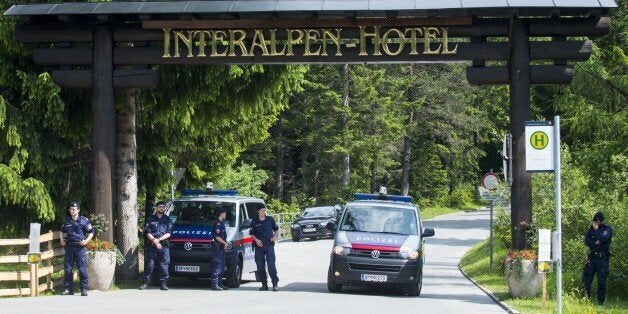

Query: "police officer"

xmin=60 ymin=201 xmax=94 ymax=296
xmin=582 ymin=211 xmax=613 ymax=305
xmin=250 ymin=207 xmax=279 ymax=291
xmin=210 ymin=208 xmax=229 ymax=291
xmin=139 ymin=201 xmax=173 ymax=291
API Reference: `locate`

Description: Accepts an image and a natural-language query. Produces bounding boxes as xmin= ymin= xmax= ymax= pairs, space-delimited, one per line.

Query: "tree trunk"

xmin=370 ymin=162 xmax=377 ymax=193
xmin=341 ymin=64 xmax=350 ymax=187
xmin=115 ymin=88 xmax=139 ymax=279
xmin=274 ymin=117 xmax=284 ymax=200
xmin=401 ymin=64 xmax=416 ymax=196
xmin=401 ymin=113 xmax=413 ymax=196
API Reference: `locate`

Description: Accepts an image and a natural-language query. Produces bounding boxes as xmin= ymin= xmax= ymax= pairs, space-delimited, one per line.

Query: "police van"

xmin=326 ymin=188 xmax=435 ymax=296
xmin=165 ymin=188 xmax=263 ymax=287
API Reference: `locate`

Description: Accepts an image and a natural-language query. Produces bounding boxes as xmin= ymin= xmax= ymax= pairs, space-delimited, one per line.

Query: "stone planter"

xmin=87 ymin=251 xmax=116 ymax=291
xmin=505 ymin=259 xmax=541 ymax=297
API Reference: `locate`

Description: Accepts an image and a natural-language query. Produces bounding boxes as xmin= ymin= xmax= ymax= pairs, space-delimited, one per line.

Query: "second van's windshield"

xmin=339 ymin=205 xmax=418 ymax=235
xmin=169 ymin=201 xmax=237 ymax=227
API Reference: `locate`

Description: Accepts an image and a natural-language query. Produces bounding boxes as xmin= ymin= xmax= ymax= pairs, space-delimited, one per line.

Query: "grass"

xmin=460 ymin=240 xmax=628 ymax=313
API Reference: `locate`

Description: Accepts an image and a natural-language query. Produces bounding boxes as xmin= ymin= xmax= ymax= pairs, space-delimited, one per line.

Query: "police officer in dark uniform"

xmin=582 ymin=211 xmax=613 ymax=305
xmin=250 ymin=207 xmax=279 ymax=291
xmin=210 ymin=208 xmax=229 ymax=291
xmin=139 ymin=201 xmax=173 ymax=291
xmin=60 ymin=201 xmax=94 ymax=296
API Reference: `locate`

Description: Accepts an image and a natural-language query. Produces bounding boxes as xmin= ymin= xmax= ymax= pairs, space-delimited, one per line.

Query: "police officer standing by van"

xmin=60 ymin=201 xmax=94 ymax=296
xmin=250 ymin=207 xmax=279 ymax=291
xmin=211 ymin=208 xmax=229 ymax=291
xmin=139 ymin=201 xmax=173 ymax=291
xmin=582 ymin=211 xmax=613 ymax=305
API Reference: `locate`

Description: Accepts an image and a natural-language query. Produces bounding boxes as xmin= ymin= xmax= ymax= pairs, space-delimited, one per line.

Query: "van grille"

xmin=170 ymin=242 xmax=212 ymax=251
xmin=351 ymin=249 xmax=400 ymax=259
xmin=348 ymin=263 xmax=401 ymax=272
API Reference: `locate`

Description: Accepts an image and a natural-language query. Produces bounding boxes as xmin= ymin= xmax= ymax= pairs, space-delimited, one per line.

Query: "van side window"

xmin=239 ymin=204 xmax=247 ymax=224
xmin=246 ymin=202 xmax=264 ymax=220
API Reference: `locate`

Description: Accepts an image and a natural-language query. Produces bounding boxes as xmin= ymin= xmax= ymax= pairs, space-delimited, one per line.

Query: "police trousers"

xmin=64 ymin=245 xmax=89 ymax=290
xmin=211 ymin=245 xmax=226 ymax=286
xmin=582 ymin=257 xmax=609 ymax=304
xmin=255 ymin=243 xmax=278 ymax=285
xmin=143 ymin=245 xmax=170 ymax=283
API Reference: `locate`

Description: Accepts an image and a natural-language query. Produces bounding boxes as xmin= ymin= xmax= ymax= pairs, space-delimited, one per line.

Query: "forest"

xmin=0 ymin=1 xmax=625 ymax=297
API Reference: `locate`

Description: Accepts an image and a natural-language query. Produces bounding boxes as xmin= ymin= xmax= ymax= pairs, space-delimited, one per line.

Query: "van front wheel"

xmin=407 ymin=268 xmax=423 ymax=296
xmin=226 ymin=258 xmax=242 ymax=288
xmin=327 ymin=266 xmax=342 ymax=293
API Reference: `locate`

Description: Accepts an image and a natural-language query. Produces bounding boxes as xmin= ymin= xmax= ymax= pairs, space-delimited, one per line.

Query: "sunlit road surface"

xmin=0 ymin=209 xmax=504 ymax=313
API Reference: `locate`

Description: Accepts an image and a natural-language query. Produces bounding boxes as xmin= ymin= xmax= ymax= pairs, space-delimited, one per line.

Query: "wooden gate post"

xmin=91 ymin=24 xmax=115 ymax=242
xmin=508 ymin=17 xmax=533 ymax=250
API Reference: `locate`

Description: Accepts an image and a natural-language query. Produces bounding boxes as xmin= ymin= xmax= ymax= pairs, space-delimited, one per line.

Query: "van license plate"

xmin=175 ymin=265 xmax=200 ymax=273
xmin=361 ymin=274 xmax=387 ymax=282
xmin=303 ymin=228 xmax=316 ymax=233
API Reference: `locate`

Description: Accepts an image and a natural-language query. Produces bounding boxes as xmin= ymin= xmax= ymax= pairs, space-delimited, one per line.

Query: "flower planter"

xmin=505 ymin=259 xmax=541 ymax=297
xmin=87 ymin=251 xmax=116 ymax=291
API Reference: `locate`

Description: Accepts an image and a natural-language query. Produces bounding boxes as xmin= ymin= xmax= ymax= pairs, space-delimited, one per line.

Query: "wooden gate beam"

xmin=13 ymin=17 xmax=609 ymax=43
xmin=91 ymin=24 xmax=115 ymax=243
xmin=52 ymin=69 xmax=158 ymax=89
xmin=508 ymin=18 xmax=532 ymax=250
xmin=466 ymin=65 xmax=573 ymax=85
xmin=32 ymin=40 xmax=591 ymax=66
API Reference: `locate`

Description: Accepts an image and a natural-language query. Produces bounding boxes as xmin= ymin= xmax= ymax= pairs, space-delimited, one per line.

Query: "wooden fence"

xmin=0 ymin=231 xmax=65 ymax=297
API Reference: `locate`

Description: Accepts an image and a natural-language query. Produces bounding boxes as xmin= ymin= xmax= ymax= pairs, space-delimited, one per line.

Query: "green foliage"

xmin=212 ymin=163 xmax=268 ymax=199
xmin=266 ymin=198 xmax=301 ymax=215
xmin=530 ymin=146 xmax=627 ymax=297
xmin=441 ymin=185 xmax=475 ymax=208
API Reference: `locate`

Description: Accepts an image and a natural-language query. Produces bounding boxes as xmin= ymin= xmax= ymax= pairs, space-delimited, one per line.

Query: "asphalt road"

xmin=1 ymin=209 xmax=505 ymax=313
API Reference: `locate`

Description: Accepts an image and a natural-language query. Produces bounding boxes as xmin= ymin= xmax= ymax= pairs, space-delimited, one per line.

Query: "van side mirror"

xmin=422 ymin=228 xmax=435 ymax=237
xmin=326 ymin=221 xmax=336 ymax=231
xmin=241 ymin=219 xmax=252 ymax=229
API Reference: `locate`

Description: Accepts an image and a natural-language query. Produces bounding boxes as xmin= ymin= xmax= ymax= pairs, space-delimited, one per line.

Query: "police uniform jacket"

xmin=585 ymin=223 xmax=613 ymax=259
xmin=250 ymin=216 xmax=278 ymax=246
xmin=62 ymin=215 xmax=94 ymax=245
xmin=213 ymin=219 xmax=227 ymax=250
xmin=145 ymin=214 xmax=173 ymax=242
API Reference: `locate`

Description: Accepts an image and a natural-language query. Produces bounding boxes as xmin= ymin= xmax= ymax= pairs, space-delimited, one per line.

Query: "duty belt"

xmin=591 ymin=252 xmax=609 ymax=259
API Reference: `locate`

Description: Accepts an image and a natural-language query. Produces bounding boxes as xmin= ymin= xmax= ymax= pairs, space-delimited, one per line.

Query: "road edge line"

xmin=458 ymin=262 xmax=520 ymax=314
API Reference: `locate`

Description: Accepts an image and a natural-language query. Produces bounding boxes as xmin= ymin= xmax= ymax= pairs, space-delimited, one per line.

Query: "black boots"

xmin=219 ymin=285 xmax=229 ymax=290
xmin=160 ymin=282 xmax=169 ymax=290
xmin=139 ymin=283 xmax=149 ymax=290
xmin=60 ymin=289 xmax=73 ymax=295
xmin=259 ymin=284 xmax=269 ymax=291
xmin=61 ymin=288 xmax=87 ymax=296
xmin=272 ymin=284 xmax=278 ymax=292
xmin=210 ymin=285 xmax=223 ymax=291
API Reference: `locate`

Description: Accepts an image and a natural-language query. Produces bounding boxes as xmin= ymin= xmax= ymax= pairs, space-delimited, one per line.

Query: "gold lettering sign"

xmin=161 ymin=27 xmax=458 ymax=58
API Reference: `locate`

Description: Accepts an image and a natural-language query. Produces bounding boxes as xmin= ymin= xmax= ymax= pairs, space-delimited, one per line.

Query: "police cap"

xmin=155 ymin=201 xmax=167 ymax=207
xmin=216 ymin=208 xmax=228 ymax=215
xmin=592 ymin=211 xmax=604 ymax=222
xmin=68 ymin=201 xmax=80 ymax=208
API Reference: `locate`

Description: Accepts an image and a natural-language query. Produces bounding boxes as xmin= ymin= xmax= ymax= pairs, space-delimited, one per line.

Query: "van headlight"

xmin=400 ymin=250 xmax=420 ymax=260
xmin=291 ymin=223 xmax=299 ymax=228
xmin=333 ymin=245 xmax=351 ymax=256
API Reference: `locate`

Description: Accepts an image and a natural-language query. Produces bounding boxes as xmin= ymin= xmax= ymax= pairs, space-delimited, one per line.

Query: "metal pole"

xmin=554 ymin=115 xmax=562 ymax=314
xmin=489 ymin=199 xmax=494 ymax=269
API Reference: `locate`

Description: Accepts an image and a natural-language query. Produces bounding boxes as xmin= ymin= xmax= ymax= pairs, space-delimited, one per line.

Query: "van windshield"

xmin=169 ymin=201 xmax=237 ymax=227
xmin=339 ymin=205 xmax=418 ymax=235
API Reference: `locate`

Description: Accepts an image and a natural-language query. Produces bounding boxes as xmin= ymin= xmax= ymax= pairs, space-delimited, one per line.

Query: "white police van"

xmin=166 ymin=189 xmax=264 ymax=287
xmin=326 ymin=188 xmax=435 ymax=296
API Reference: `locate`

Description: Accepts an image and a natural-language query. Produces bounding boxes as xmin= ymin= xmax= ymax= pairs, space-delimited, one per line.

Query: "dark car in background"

xmin=290 ymin=205 xmax=340 ymax=242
